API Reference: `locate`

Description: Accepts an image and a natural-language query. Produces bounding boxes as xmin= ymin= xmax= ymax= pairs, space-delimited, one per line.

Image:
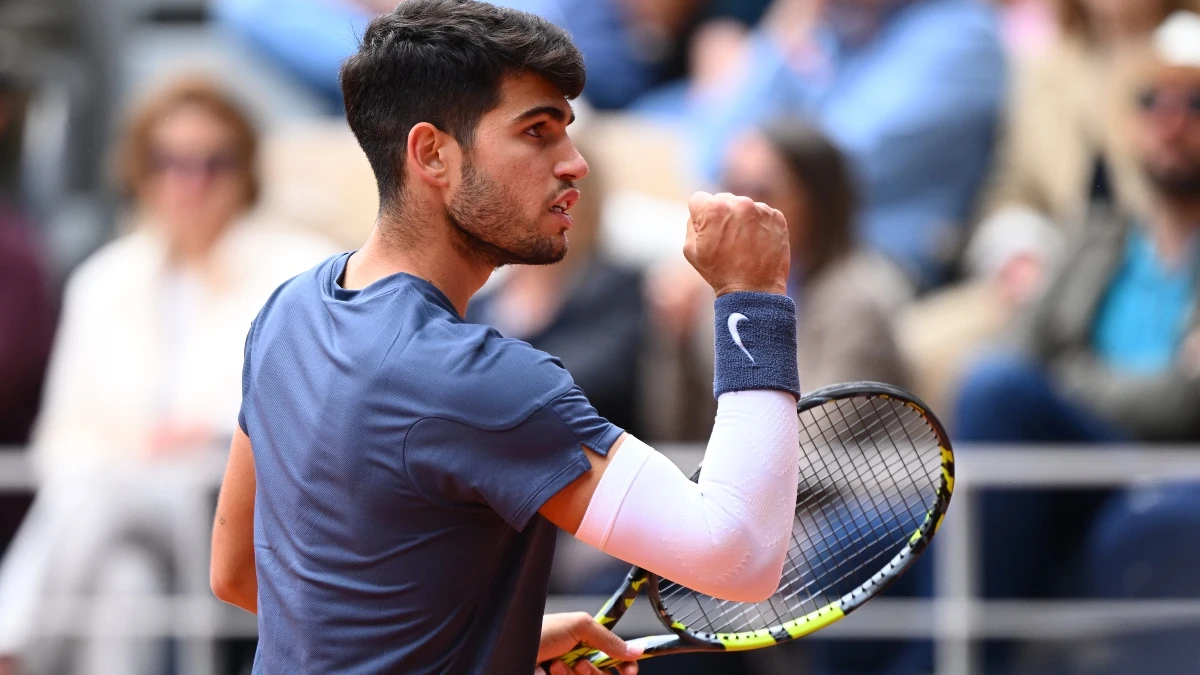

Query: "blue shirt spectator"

xmin=1091 ymin=227 xmax=1198 ymax=373
xmin=212 ymin=0 xmax=371 ymax=107
xmin=213 ymin=0 xmax=760 ymax=110
xmin=690 ymin=0 xmax=1006 ymax=290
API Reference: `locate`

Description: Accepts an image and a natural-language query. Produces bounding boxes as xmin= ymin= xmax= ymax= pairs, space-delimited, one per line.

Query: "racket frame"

xmin=570 ymin=382 xmax=955 ymax=669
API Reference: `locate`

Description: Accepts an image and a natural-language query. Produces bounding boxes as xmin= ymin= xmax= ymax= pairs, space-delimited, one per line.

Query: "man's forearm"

xmin=575 ymin=391 xmax=798 ymax=603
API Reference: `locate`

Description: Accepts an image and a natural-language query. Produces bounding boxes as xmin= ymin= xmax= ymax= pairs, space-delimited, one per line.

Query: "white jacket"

xmin=30 ymin=217 xmax=339 ymax=479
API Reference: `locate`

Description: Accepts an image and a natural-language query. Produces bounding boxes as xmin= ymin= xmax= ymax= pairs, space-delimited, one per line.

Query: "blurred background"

xmin=1 ymin=0 xmax=1200 ymax=673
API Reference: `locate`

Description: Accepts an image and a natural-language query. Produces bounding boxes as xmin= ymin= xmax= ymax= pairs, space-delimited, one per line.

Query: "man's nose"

xmin=556 ymin=146 xmax=589 ymax=182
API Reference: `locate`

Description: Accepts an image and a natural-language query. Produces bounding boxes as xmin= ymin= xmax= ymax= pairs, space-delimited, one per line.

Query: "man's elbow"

xmin=209 ymin=568 xmax=238 ymax=604
xmin=700 ymin=531 xmax=787 ymax=604
xmin=720 ymin=556 xmax=786 ymax=604
xmin=210 ymin=564 xmax=256 ymax=612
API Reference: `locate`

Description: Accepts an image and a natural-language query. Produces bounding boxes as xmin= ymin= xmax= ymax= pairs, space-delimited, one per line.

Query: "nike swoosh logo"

xmin=727 ymin=313 xmax=755 ymax=363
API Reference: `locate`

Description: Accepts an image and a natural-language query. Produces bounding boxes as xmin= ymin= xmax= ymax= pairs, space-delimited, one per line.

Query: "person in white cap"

xmin=950 ymin=9 xmax=1200 ymax=671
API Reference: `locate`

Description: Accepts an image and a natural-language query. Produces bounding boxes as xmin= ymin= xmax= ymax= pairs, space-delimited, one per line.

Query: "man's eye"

xmin=526 ymin=123 xmax=545 ymax=138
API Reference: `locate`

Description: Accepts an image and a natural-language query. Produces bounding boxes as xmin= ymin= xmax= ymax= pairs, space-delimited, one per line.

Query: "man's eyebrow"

xmin=513 ymin=104 xmax=576 ymax=125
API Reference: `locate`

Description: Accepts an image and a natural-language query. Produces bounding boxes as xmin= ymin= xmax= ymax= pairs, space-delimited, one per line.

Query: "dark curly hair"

xmin=340 ymin=0 xmax=585 ymax=213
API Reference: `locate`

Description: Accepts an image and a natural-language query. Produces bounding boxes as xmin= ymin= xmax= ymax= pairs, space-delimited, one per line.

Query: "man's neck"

xmin=343 ymin=212 xmax=494 ymax=317
xmin=1151 ymin=198 xmax=1200 ymax=266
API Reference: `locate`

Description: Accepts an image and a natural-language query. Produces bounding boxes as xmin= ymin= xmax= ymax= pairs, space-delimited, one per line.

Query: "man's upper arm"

xmin=211 ymin=427 xmax=257 ymax=610
xmin=538 ymin=433 xmax=627 ymax=534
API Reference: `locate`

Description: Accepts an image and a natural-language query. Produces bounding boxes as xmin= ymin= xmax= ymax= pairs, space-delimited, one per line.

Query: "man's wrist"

xmin=712 ymin=292 xmax=800 ymax=399
xmin=713 ymin=281 xmax=788 ymax=297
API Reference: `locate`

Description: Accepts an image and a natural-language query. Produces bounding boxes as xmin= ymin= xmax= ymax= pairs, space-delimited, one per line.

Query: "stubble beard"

xmin=446 ymin=159 xmax=568 ymax=269
xmin=1147 ymin=162 xmax=1200 ymax=203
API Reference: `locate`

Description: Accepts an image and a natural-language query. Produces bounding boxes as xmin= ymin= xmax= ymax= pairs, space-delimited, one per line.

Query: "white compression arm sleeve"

xmin=575 ymin=390 xmax=799 ymax=603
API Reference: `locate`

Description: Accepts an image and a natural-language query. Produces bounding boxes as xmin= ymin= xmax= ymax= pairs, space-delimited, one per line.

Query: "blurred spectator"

xmin=466 ymin=142 xmax=647 ymax=437
xmin=0 ymin=78 xmax=56 ymax=665
xmin=0 ymin=77 xmax=338 ymax=675
xmin=994 ymin=0 xmax=1056 ymax=57
xmin=978 ymin=0 xmax=1200 ymax=276
xmin=214 ymin=0 xmax=772 ymax=111
xmin=0 ymin=79 xmax=54 ymax=448
xmin=686 ymin=0 xmax=1007 ymax=290
xmin=652 ymin=121 xmax=911 ymax=440
xmin=957 ymin=11 xmax=1200 ymax=445
xmin=720 ymin=122 xmax=911 ymax=391
xmin=212 ymin=0 xmax=371 ymax=109
xmin=898 ymin=0 xmax=1200 ymax=421
xmin=952 ymin=14 xmax=1200 ymax=669
xmin=0 ymin=208 xmax=53 ymax=448
xmin=28 ymin=78 xmax=338 ymax=475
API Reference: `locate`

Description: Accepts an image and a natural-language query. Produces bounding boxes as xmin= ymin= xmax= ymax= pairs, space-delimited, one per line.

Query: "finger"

xmin=571 ymin=619 xmax=644 ymax=661
xmin=687 ymin=191 xmax=714 ymax=215
xmin=549 ymin=661 xmax=570 ymax=675
xmin=683 ymin=218 xmax=699 ymax=266
xmin=618 ymin=662 xmax=639 ymax=675
xmin=572 ymin=660 xmax=603 ymax=675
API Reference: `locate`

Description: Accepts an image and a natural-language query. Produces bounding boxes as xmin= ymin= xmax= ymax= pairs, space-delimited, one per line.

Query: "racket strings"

xmin=655 ymin=395 xmax=944 ymax=636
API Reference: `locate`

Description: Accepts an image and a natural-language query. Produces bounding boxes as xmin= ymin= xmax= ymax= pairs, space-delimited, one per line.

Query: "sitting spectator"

xmin=0 ymin=203 xmax=53 ymax=450
xmin=0 ymin=77 xmax=337 ymax=675
xmin=214 ymin=0 xmax=771 ymax=111
xmin=720 ymin=121 xmax=911 ymax=391
xmin=957 ymin=11 xmax=1200 ymax=445
xmin=899 ymin=0 xmax=1200 ymax=421
xmin=0 ymin=77 xmax=56 ymax=668
xmin=466 ymin=143 xmax=647 ymax=437
xmin=0 ymin=77 xmax=54 ymax=448
xmin=953 ymin=13 xmax=1200 ymax=670
xmin=687 ymin=0 xmax=1007 ymax=290
xmin=975 ymin=0 xmax=1199 ymax=287
xmin=994 ymin=0 xmax=1056 ymax=57
xmin=652 ymin=121 xmax=911 ymax=440
xmin=29 ymin=78 xmax=338 ymax=474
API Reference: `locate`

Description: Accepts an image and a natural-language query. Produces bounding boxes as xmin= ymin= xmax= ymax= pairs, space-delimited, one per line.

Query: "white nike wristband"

xmin=576 ymin=390 xmax=800 ymax=602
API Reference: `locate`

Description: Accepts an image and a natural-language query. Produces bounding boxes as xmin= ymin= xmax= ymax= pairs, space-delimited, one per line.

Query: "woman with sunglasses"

xmin=0 ymin=78 xmax=336 ymax=675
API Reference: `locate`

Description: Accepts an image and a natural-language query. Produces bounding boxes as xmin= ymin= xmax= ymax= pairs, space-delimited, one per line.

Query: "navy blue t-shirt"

xmin=239 ymin=253 xmax=623 ymax=674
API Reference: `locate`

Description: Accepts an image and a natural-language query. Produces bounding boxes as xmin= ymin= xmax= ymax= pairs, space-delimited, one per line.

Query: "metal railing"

xmin=2 ymin=446 xmax=1200 ymax=674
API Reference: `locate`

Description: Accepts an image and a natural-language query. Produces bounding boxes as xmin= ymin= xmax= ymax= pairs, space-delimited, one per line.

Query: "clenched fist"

xmin=683 ymin=191 xmax=790 ymax=298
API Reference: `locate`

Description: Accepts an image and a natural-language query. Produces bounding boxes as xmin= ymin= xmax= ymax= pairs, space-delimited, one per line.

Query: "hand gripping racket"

xmin=553 ymin=382 xmax=954 ymax=670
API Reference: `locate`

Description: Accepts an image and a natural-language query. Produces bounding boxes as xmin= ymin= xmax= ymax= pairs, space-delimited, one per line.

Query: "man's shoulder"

xmin=396 ymin=322 xmax=579 ymax=429
xmin=248 ymin=254 xmax=339 ymax=335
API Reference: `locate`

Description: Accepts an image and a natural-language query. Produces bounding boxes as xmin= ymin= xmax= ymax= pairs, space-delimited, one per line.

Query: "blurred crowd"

xmin=0 ymin=0 xmax=1199 ymax=674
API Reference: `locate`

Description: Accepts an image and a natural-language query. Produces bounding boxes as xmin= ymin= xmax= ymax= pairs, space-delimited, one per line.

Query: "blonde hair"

xmin=115 ymin=77 xmax=260 ymax=206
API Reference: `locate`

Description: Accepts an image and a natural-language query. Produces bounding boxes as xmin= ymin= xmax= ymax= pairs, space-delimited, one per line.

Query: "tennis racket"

xmin=552 ymin=381 xmax=954 ymax=670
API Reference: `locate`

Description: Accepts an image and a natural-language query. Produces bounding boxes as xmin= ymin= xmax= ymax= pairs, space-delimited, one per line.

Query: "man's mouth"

xmin=550 ymin=188 xmax=580 ymax=215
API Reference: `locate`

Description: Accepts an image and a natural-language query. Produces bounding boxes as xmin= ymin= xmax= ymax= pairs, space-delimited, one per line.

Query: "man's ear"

xmin=406 ymin=122 xmax=458 ymax=189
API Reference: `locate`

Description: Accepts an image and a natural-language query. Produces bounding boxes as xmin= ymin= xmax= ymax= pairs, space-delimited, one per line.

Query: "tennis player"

xmin=210 ymin=1 xmax=804 ymax=673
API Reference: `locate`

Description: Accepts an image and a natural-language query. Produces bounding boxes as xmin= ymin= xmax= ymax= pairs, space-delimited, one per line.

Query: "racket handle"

xmin=542 ymin=636 xmax=658 ymax=671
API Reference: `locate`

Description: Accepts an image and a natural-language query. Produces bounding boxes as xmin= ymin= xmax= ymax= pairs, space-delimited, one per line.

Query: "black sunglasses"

xmin=148 ymin=150 xmax=243 ymax=177
xmin=1137 ymin=88 xmax=1200 ymax=117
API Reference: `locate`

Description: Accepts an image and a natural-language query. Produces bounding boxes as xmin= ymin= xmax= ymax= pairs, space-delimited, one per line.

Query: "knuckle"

xmin=732 ymin=195 xmax=754 ymax=208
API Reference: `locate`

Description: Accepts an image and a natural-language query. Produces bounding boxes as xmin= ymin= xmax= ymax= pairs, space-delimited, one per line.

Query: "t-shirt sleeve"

xmin=403 ymin=385 xmax=624 ymax=531
xmin=237 ymin=319 xmax=255 ymax=436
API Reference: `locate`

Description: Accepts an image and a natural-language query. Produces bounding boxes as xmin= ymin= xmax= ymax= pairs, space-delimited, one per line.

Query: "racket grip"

xmin=537 ymin=644 xmax=599 ymax=672
xmin=542 ymin=636 xmax=657 ymax=672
